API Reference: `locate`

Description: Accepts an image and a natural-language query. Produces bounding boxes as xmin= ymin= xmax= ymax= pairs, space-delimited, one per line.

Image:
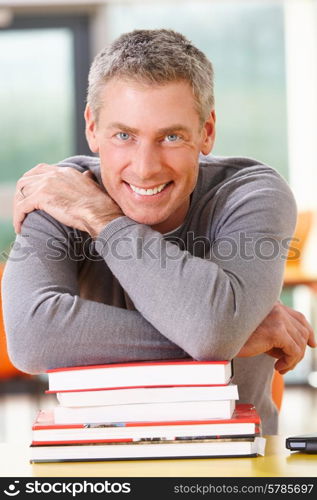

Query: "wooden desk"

xmin=1 ymin=436 xmax=316 ymax=477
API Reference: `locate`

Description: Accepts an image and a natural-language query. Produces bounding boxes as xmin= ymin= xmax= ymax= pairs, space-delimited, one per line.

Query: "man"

xmin=1 ymin=29 xmax=315 ymax=434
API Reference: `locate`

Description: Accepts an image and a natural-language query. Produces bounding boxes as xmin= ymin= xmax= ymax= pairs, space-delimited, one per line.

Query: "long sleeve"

xmin=94 ymin=165 xmax=297 ymax=361
xmin=1 ymin=155 xmax=297 ymax=381
xmin=1 ymin=210 xmax=187 ymax=374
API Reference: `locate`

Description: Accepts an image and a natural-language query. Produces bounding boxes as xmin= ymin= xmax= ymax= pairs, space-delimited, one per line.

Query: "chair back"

xmin=271 ymin=370 xmax=284 ymax=412
xmin=0 ymin=263 xmax=27 ymax=379
xmin=286 ymin=210 xmax=314 ymax=268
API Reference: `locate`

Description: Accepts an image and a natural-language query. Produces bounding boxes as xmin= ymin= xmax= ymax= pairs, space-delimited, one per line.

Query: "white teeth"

xmin=129 ymin=182 xmax=168 ymax=196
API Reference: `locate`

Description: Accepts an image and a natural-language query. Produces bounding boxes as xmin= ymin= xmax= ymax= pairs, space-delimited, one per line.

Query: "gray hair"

xmin=87 ymin=29 xmax=214 ymax=124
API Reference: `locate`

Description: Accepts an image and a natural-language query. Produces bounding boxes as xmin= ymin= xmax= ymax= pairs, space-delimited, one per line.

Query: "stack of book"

xmin=29 ymin=359 xmax=266 ymax=462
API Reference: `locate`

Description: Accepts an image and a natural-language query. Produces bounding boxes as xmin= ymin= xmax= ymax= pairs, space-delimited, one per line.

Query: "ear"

xmin=84 ymin=104 xmax=99 ymax=154
xmin=200 ymin=110 xmax=216 ymax=155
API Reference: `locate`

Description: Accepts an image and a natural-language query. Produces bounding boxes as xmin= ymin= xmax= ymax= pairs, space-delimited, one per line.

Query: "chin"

xmin=124 ymin=211 xmax=165 ymax=227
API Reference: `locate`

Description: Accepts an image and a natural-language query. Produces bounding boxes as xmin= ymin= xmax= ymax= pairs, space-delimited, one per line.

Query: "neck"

xmin=150 ymin=198 xmax=189 ymax=233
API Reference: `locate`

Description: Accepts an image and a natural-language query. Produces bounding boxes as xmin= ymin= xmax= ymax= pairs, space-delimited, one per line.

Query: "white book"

xmin=30 ymin=437 xmax=266 ymax=462
xmin=53 ymin=399 xmax=236 ymax=424
xmin=32 ymin=404 xmax=261 ymax=445
xmin=54 ymin=384 xmax=239 ymax=408
xmin=47 ymin=359 xmax=233 ymax=392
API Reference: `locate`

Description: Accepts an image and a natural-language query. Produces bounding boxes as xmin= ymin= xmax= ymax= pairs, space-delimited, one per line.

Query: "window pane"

xmin=0 ymin=28 xmax=75 ymax=259
xmin=107 ymin=0 xmax=287 ymax=179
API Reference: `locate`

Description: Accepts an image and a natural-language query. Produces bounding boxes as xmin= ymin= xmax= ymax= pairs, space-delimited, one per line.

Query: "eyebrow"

xmin=107 ymin=122 xmax=191 ymax=135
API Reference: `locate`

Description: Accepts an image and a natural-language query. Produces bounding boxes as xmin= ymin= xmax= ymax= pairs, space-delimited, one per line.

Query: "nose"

xmin=131 ymin=141 xmax=163 ymax=182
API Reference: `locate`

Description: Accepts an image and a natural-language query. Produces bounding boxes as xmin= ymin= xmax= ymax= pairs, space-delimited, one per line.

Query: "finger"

xmin=14 ymin=203 xmax=39 ymax=234
xmin=275 ymin=355 xmax=300 ymax=374
xmin=270 ymin=308 xmax=308 ymax=351
xmin=12 ymin=186 xmax=26 ymax=233
xmin=16 ymin=186 xmax=26 ymax=201
xmin=14 ymin=208 xmax=25 ymax=234
xmin=275 ymin=363 xmax=291 ymax=375
xmin=20 ymin=163 xmax=53 ymax=178
xmin=308 ymin=333 xmax=317 ymax=348
xmin=283 ymin=304 xmax=315 ymax=338
xmin=15 ymin=171 xmax=58 ymax=201
xmin=15 ymin=164 xmax=56 ymax=201
xmin=287 ymin=314 xmax=316 ymax=349
xmin=274 ymin=355 xmax=289 ymax=373
xmin=82 ymin=170 xmax=93 ymax=176
xmin=284 ymin=314 xmax=311 ymax=347
xmin=16 ymin=174 xmax=42 ymax=194
xmin=277 ymin=304 xmax=315 ymax=349
xmin=13 ymin=198 xmax=40 ymax=234
xmin=15 ymin=217 xmax=23 ymax=234
xmin=272 ymin=324 xmax=305 ymax=371
xmin=82 ymin=170 xmax=97 ymax=184
xmin=15 ymin=177 xmax=39 ymax=204
xmin=13 ymin=199 xmax=27 ymax=233
xmin=274 ymin=345 xmax=302 ymax=373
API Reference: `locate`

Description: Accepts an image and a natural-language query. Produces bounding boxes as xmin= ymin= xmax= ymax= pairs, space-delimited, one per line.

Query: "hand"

xmin=237 ymin=301 xmax=316 ymax=374
xmin=14 ymin=163 xmax=124 ymax=237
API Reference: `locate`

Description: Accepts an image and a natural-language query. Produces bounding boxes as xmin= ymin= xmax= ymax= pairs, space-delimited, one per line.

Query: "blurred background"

xmin=0 ymin=0 xmax=317 ymax=444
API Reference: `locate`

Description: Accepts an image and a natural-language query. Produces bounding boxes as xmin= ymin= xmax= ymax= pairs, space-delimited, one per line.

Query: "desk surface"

xmin=1 ymin=436 xmax=316 ymax=477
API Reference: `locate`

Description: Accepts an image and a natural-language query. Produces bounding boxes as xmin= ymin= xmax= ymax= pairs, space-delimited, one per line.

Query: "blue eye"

xmin=117 ymin=132 xmax=130 ymax=141
xmin=166 ymin=134 xmax=180 ymax=142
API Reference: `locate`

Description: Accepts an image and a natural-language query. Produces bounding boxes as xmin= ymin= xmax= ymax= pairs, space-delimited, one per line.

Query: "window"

xmin=0 ymin=15 xmax=90 ymax=260
xmin=106 ymin=0 xmax=288 ymax=179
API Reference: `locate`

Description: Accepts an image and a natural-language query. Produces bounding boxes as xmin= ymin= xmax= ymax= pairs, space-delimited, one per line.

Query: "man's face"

xmin=85 ymin=78 xmax=215 ymax=233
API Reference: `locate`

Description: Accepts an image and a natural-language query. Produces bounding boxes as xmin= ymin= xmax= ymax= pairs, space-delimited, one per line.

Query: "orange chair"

xmin=271 ymin=370 xmax=284 ymax=411
xmin=0 ymin=262 xmax=29 ymax=380
xmin=285 ymin=210 xmax=314 ymax=274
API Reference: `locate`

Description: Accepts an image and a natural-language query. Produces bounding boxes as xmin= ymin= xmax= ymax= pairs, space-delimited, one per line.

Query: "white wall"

xmin=284 ymin=0 xmax=317 ymax=212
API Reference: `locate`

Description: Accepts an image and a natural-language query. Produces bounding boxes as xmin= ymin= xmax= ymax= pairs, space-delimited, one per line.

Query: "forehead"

xmin=97 ymin=77 xmax=200 ymax=128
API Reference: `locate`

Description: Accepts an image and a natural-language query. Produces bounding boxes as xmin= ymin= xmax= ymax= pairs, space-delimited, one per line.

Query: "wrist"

xmin=84 ymin=213 xmax=119 ymax=238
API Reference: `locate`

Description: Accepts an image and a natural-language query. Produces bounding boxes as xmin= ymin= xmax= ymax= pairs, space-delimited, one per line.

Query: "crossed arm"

xmin=3 ymin=162 xmax=315 ymax=374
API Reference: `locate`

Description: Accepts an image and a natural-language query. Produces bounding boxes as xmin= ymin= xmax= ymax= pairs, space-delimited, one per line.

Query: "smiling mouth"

xmin=125 ymin=181 xmax=172 ymax=196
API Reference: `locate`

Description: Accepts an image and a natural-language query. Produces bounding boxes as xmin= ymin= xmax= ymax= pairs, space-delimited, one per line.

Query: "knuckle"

xmin=35 ymin=162 xmax=50 ymax=168
xmin=41 ymin=175 xmax=52 ymax=186
xmin=62 ymin=166 xmax=74 ymax=175
xmin=276 ymin=309 xmax=286 ymax=323
xmin=303 ymin=327 xmax=311 ymax=341
xmin=267 ymin=327 xmax=278 ymax=342
xmin=272 ymin=302 xmax=282 ymax=313
xmin=297 ymin=311 xmax=306 ymax=322
xmin=276 ymin=323 xmax=287 ymax=336
xmin=295 ymin=344 xmax=305 ymax=360
xmin=298 ymin=326 xmax=310 ymax=343
xmin=294 ymin=342 xmax=304 ymax=356
xmin=289 ymin=342 xmax=300 ymax=357
xmin=308 ymin=325 xmax=314 ymax=336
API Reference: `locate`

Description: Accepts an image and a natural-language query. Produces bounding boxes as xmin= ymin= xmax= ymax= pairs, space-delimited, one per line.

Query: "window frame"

xmin=2 ymin=13 xmax=91 ymax=155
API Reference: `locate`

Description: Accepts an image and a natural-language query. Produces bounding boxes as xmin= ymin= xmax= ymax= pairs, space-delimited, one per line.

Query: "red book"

xmin=46 ymin=359 xmax=233 ymax=392
xmin=31 ymin=404 xmax=260 ymax=445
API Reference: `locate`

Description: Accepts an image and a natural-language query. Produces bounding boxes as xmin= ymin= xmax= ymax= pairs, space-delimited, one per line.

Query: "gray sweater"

xmin=1 ymin=154 xmax=297 ymax=434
